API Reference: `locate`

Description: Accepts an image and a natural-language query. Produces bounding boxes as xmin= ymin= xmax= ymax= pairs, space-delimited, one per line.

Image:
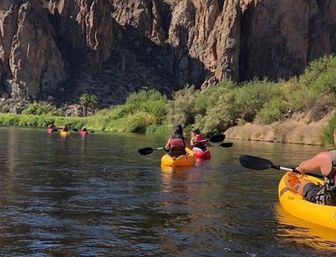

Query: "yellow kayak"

xmin=60 ymin=130 xmax=70 ymax=137
xmin=161 ymin=148 xmax=195 ymax=167
xmin=276 ymin=204 xmax=336 ymax=251
xmin=278 ymin=172 xmax=336 ymax=230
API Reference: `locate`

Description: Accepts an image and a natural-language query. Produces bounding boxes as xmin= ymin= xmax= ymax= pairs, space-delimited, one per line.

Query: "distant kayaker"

xmin=164 ymin=125 xmax=191 ymax=157
xmin=190 ymin=128 xmax=209 ymax=151
xmin=286 ymin=128 xmax=336 ymax=206
xmin=47 ymin=122 xmax=56 ymax=133
xmin=81 ymin=126 xmax=87 ymax=133
xmin=62 ymin=125 xmax=69 ymax=132
xmin=48 ymin=123 xmax=55 ymax=129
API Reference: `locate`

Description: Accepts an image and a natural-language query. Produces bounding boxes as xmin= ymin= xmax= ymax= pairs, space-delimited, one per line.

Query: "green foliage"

xmin=324 ymin=113 xmax=336 ymax=144
xmin=0 ymin=114 xmax=20 ymax=126
xmin=87 ymin=89 xmax=167 ymax=132
xmin=194 ymin=92 xmax=239 ymax=134
xmin=300 ymin=55 xmax=336 ymax=94
xmin=0 ymin=113 xmax=88 ymax=129
xmin=234 ymin=79 xmax=274 ymax=122
xmin=80 ymin=93 xmax=98 ymax=116
xmin=22 ymin=102 xmax=59 ymax=115
xmin=145 ymin=124 xmax=169 ymax=135
xmin=195 ymin=80 xmax=235 ymax=115
xmin=167 ymin=85 xmax=199 ymax=126
xmin=258 ymin=98 xmax=289 ymax=124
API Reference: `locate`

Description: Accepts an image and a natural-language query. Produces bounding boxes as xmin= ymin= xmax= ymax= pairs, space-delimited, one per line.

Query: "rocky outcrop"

xmin=0 ymin=0 xmax=65 ymax=98
xmin=0 ymin=0 xmax=335 ymax=106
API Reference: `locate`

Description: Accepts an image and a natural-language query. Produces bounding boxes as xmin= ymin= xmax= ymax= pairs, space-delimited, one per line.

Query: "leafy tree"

xmin=80 ymin=93 xmax=98 ymax=116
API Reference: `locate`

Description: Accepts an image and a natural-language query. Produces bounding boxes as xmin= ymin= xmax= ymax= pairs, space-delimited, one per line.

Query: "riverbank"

xmin=225 ymin=113 xmax=332 ymax=145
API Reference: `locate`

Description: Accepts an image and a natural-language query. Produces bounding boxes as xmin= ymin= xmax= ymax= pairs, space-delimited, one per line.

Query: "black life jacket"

xmin=323 ymin=150 xmax=336 ymax=205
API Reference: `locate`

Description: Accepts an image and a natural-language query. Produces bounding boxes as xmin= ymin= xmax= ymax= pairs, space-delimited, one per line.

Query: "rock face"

xmin=0 ymin=0 xmax=335 ymax=106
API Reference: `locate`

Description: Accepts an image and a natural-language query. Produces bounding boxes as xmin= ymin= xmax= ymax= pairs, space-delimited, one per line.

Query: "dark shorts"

xmin=303 ymin=183 xmax=323 ymax=203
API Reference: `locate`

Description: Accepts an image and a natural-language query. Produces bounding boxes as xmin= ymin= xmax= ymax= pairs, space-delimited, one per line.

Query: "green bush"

xmin=323 ymin=112 xmax=336 ymax=144
xmin=167 ymin=85 xmax=199 ymax=126
xmin=234 ymin=79 xmax=275 ymax=122
xmin=300 ymin=55 xmax=336 ymax=94
xmin=258 ymin=98 xmax=289 ymax=124
xmin=22 ymin=102 xmax=59 ymax=115
xmin=195 ymin=92 xmax=239 ymax=134
xmin=195 ymin=80 xmax=235 ymax=115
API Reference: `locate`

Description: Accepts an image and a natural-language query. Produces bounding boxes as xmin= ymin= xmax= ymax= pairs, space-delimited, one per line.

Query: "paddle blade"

xmin=138 ymin=147 xmax=154 ymax=155
xmin=208 ymin=134 xmax=225 ymax=143
xmin=220 ymin=142 xmax=233 ymax=147
xmin=72 ymin=128 xmax=78 ymax=132
xmin=239 ymin=155 xmax=274 ymax=170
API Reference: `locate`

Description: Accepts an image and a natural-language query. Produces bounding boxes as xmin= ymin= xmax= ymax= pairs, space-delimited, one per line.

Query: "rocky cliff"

xmin=0 ymin=0 xmax=335 ymax=107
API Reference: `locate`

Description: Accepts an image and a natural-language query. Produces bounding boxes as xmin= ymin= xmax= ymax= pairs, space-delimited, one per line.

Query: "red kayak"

xmin=192 ymin=147 xmax=211 ymax=159
xmin=80 ymin=130 xmax=88 ymax=136
xmin=47 ymin=127 xmax=54 ymax=133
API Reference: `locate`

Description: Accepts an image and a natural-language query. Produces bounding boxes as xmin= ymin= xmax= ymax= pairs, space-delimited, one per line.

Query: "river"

xmin=0 ymin=127 xmax=335 ymax=256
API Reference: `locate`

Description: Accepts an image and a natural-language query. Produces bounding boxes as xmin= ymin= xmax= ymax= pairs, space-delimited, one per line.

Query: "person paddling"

xmin=190 ymin=128 xmax=209 ymax=151
xmin=164 ymin=125 xmax=191 ymax=157
xmin=47 ymin=122 xmax=56 ymax=132
xmin=62 ymin=125 xmax=69 ymax=132
xmin=286 ymin=128 xmax=336 ymax=206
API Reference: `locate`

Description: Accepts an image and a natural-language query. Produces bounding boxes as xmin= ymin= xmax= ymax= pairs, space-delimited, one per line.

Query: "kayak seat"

xmin=169 ymin=145 xmax=186 ymax=158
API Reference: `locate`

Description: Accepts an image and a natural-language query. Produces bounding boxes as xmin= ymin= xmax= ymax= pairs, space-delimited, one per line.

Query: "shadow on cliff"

xmin=47 ymin=9 xmax=213 ymax=106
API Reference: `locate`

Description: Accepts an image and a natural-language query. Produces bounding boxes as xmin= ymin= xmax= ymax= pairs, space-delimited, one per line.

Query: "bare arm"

xmin=298 ymin=152 xmax=332 ymax=176
xmin=164 ymin=138 xmax=171 ymax=150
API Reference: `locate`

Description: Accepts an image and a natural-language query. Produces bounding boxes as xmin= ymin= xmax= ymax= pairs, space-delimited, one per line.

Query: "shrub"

xmin=323 ymin=112 xmax=336 ymax=144
xmin=167 ymin=85 xmax=199 ymax=126
xmin=234 ymin=79 xmax=275 ymax=122
xmin=22 ymin=102 xmax=59 ymax=115
xmin=195 ymin=80 xmax=235 ymax=115
xmin=300 ymin=55 xmax=336 ymax=94
xmin=258 ymin=98 xmax=289 ymax=124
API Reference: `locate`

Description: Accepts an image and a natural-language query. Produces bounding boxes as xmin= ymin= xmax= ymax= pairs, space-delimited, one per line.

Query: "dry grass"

xmin=225 ymin=113 xmax=331 ymax=145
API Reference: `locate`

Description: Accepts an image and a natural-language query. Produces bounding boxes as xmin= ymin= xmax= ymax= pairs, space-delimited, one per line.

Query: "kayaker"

xmin=164 ymin=125 xmax=191 ymax=157
xmin=190 ymin=128 xmax=209 ymax=151
xmin=286 ymin=128 xmax=336 ymax=206
xmin=62 ymin=125 xmax=69 ymax=132
xmin=47 ymin=122 xmax=56 ymax=133
xmin=81 ymin=127 xmax=88 ymax=133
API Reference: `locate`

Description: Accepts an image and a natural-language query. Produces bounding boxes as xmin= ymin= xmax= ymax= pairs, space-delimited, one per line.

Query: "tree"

xmin=80 ymin=93 xmax=98 ymax=116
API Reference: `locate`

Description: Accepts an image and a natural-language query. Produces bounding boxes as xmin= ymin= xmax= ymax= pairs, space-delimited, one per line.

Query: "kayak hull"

xmin=80 ymin=131 xmax=88 ymax=136
xmin=192 ymin=147 xmax=211 ymax=159
xmin=47 ymin=128 xmax=54 ymax=133
xmin=278 ymin=172 xmax=336 ymax=230
xmin=161 ymin=148 xmax=195 ymax=167
xmin=60 ymin=130 xmax=70 ymax=137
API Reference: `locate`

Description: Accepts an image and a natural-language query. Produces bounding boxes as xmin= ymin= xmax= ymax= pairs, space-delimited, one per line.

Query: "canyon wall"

xmin=0 ymin=0 xmax=335 ymax=106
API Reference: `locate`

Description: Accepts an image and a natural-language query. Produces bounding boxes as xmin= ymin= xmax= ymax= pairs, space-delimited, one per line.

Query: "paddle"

xmin=219 ymin=142 xmax=233 ymax=148
xmin=138 ymin=147 xmax=163 ymax=155
xmin=239 ymin=155 xmax=323 ymax=179
xmin=198 ymin=134 xmax=225 ymax=144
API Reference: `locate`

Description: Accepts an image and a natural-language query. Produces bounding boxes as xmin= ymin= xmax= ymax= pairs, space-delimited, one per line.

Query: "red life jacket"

xmin=195 ymin=134 xmax=206 ymax=143
xmin=170 ymin=137 xmax=185 ymax=148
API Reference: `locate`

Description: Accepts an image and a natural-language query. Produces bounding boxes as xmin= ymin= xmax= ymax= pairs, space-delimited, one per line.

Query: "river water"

xmin=0 ymin=127 xmax=335 ymax=256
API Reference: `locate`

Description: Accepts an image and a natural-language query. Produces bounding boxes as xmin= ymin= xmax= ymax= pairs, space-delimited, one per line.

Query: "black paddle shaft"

xmin=239 ymin=155 xmax=323 ymax=178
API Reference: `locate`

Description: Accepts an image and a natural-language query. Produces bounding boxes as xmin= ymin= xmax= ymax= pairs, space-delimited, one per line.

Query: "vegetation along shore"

xmin=0 ymin=56 xmax=335 ymax=146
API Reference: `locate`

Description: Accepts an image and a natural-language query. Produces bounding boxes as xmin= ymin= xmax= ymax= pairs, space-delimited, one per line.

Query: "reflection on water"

xmin=0 ymin=127 xmax=335 ymax=256
xmin=276 ymin=205 xmax=336 ymax=251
